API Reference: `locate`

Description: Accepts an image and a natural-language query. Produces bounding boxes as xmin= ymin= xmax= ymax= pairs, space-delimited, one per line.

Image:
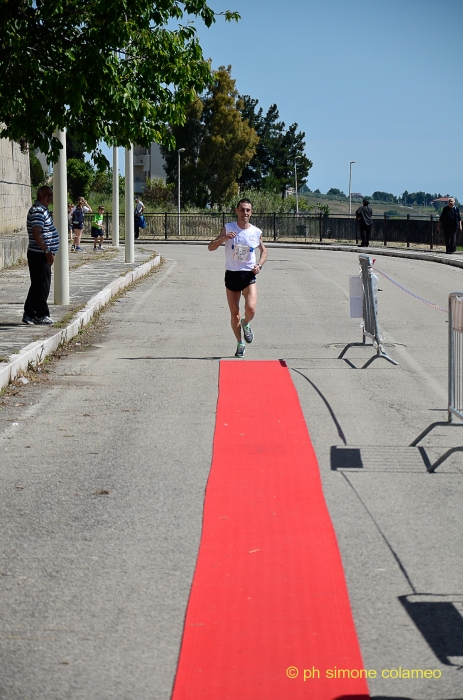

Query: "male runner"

xmin=208 ymin=198 xmax=267 ymax=358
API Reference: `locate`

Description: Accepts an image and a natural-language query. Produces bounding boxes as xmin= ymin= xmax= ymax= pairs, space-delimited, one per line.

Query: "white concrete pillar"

xmin=125 ymin=145 xmax=134 ymax=263
xmin=112 ymin=146 xmax=119 ymax=247
xmin=53 ymin=129 xmax=69 ymax=305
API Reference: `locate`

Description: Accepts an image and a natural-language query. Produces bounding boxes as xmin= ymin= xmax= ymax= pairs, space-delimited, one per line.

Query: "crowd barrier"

xmin=410 ymin=292 xmax=463 ymax=471
xmin=338 ymin=254 xmax=398 ymax=369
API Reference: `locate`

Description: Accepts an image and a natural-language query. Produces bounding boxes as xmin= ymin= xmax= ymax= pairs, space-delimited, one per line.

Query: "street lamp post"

xmin=349 ymin=160 xmax=356 ymax=216
xmin=178 ymin=148 xmax=185 ymax=236
xmin=294 ymin=155 xmax=301 ymax=215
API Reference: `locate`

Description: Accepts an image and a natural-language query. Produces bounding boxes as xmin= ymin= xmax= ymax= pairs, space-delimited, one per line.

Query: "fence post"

xmin=383 ymin=213 xmax=387 ymax=246
xmin=105 ymin=211 xmax=109 ymax=239
xmin=222 ymin=212 xmax=225 ymax=228
xmin=406 ymin=213 xmax=410 ymax=247
xmin=319 ymin=213 xmax=322 ymax=243
xmin=273 ymin=213 xmax=277 ymax=241
xmin=430 ymin=214 xmax=434 ymax=250
xmin=164 ymin=212 xmax=168 ymax=240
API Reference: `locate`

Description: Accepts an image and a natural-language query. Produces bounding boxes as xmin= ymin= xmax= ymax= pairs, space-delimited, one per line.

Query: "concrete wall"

xmin=0 ymin=138 xmax=31 ymax=268
xmin=0 ymin=138 xmax=31 ymax=236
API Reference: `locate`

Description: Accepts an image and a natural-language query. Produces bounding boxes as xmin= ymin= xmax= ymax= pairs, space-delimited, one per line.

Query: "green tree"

xmin=161 ymin=95 xmax=208 ymax=206
xmin=327 ymin=188 xmax=346 ymax=197
xmin=238 ymin=97 xmax=312 ymax=197
xmin=372 ymin=191 xmax=397 ymax=203
xmin=161 ymin=66 xmax=258 ymax=207
xmin=91 ymin=169 xmax=114 ymax=196
xmin=67 ymin=159 xmax=94 ymax=201
xmin=0 ymin=1 xmax=239 ymax=165
xmin=199 ymin=67 xmax=258 ymax=206
xmin=29 ymin=151 xmax=46 ymax=187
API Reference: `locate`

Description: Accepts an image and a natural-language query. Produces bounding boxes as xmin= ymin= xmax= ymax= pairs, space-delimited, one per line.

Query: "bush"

xmin=142 ymin=177 xmax=175 ymax=210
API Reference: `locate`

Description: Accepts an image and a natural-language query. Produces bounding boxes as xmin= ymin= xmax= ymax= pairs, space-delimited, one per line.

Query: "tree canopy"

xmin=161 ymin=66 xmax=258 ymax=207
xmin=238 ymin=97 xmax=311 ymax=198
xmin=0 ymin=0 xmax=239 ymax=165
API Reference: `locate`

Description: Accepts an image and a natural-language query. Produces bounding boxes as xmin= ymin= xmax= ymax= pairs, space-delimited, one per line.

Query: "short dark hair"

xmin=236 ymin=197 xmax=253 ymax=208
xmin=363 ymin=199 xmax=369 ymax=206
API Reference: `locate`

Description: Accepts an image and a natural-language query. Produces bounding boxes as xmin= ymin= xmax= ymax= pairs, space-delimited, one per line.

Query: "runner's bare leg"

xmin=242 ymin=284 xmax=257 ymax=326
xmin=226 ymin=288 xmax=243 ymax=342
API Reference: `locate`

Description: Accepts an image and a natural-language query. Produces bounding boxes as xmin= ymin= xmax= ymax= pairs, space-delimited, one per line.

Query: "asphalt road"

xmin=1 ymin=243 xmax=462 ymax=700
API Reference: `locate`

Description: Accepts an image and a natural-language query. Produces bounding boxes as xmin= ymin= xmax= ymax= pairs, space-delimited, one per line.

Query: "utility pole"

xmin=349 ymin=161 xmax=356 ymax=216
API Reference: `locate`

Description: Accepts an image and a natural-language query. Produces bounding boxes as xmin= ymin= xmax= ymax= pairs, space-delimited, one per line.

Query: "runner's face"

xmin=449 ymin=198 xmax=455 ymax=208
xmin=236 ymin=203 xmax=252 ymax=226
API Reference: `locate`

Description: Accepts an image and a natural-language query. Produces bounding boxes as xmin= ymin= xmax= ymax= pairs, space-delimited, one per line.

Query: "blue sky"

xmin=113 ymin=0 xmax=462 ymax=199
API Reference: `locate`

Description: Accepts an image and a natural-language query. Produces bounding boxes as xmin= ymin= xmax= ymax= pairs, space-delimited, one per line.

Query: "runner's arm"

xmin=253 ymin=238 xmax=268 ymax=273
xmin=208 ymin=226 xmax=235 ymax=251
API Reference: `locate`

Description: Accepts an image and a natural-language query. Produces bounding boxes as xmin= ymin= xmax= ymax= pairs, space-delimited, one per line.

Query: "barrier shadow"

xmin=399 ymin=594 xmax=463 ymax=668
xmin=331 ymin=446 xmax=363 ymax=470
xmin=410 ymin=421 xmax=463 ymax=472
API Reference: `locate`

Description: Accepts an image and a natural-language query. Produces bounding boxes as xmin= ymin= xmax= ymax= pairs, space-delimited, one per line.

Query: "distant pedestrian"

xmin=71 ymin=197 xmax=92 ymax=251
xmin=134 ymin=196 xmax=145 ymax=239
xmin=23 ymin=185 xmax=59 ymax=325
xmin=91 ymin=206 xmax=106 ymax=250
xmin=438 ymin=197 xmax=461 ymax=254
xmin=68 ymin=202 xmax=75 ymax=242
xmin=356 ymin=199 xmax=373 ymax=247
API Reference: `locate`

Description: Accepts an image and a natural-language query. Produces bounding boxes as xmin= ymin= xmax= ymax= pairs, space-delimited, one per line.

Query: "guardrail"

xmin=338 ymin=254 xmax=398 ymax=369
xmin=79 ymin=212 xmax=455 ymax=249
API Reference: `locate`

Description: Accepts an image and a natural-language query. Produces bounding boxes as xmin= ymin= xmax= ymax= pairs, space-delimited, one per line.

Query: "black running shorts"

xmin=224 ymin=270 xmax=256 ymax=292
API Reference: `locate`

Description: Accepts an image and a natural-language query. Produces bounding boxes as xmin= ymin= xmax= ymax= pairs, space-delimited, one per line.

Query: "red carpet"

xmin=171 ymin=360 xmax=370 ymax=700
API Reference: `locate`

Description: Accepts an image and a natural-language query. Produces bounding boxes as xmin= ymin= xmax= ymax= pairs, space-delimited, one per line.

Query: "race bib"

xmin=233 ymin=244 xmax=250 ymax=262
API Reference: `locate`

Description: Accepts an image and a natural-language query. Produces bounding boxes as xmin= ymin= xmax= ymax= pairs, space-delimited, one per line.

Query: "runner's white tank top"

xmin=224 ymin=222 xmax=262 ymax=271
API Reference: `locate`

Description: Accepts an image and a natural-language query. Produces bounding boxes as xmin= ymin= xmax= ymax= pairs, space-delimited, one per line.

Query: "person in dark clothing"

xmin=356 ymin=199 xmax=373 ymax=247
xmin=438 ymin=197 xmax=461 ymax=254
xmin=23 ymin=186 xmax=60 ymax=325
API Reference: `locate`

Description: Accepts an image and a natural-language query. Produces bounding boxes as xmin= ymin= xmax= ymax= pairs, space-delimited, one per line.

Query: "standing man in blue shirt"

xmin=23 ymin=185 xmax=60 ymax=325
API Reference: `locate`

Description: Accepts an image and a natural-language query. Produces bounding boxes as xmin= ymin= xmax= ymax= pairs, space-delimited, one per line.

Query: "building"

xmin=133 ymin=143 xmax=167 ymax=194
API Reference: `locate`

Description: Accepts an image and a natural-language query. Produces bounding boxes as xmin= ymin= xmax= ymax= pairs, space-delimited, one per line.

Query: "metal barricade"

xmin=338 ymin=254 xmax=398 ymax=369
xmin=410 ymin=292 xmax=463 ymax=471
xmin=448 ymin=293 xmax=463 ymax=422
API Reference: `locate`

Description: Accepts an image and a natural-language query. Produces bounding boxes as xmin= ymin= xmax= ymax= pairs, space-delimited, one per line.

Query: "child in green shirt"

xmin=91 ymin=206 xmax=105 ymax=250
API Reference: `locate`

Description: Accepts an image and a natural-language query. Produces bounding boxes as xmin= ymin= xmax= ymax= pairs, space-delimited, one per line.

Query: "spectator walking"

xmin=91 ymin=206 xmax=106 ymax=250
xmin=23 ymin=185 xmax=59 ymax=325
xmin=71 ymin=197 xmax=92 ymax=251
xmin=356 ymin=199 xmax=373 ymax=247
xmin=134 ymin=196 xmax=145 ymax=239
xmin=438 ymin=197 xmax=461 ymax=254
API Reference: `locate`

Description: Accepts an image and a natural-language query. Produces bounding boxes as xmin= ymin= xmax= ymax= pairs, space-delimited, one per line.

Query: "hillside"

xmin=300 ymin=193 xmax=440 ymax=218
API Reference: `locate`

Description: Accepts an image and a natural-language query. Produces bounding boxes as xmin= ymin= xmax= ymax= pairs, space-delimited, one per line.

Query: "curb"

xmin=0 ymin=254 xmax=161 ymax=391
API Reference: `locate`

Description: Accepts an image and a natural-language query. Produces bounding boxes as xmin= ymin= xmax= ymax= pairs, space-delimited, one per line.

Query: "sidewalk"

xmin=0 ymin=244 xmax=160 ymax=387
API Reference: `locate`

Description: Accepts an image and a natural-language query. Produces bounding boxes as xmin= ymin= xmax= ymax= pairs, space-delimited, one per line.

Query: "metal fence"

xmin=81 ymin=212 xmax=457 ymax=249
xmin=448 ymin=293 xmax=463 ymax=423
xmin=410 ymin=292 xmax=463 ymax=472
xmin=338 ymin=254 xmax=398 ymax=369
